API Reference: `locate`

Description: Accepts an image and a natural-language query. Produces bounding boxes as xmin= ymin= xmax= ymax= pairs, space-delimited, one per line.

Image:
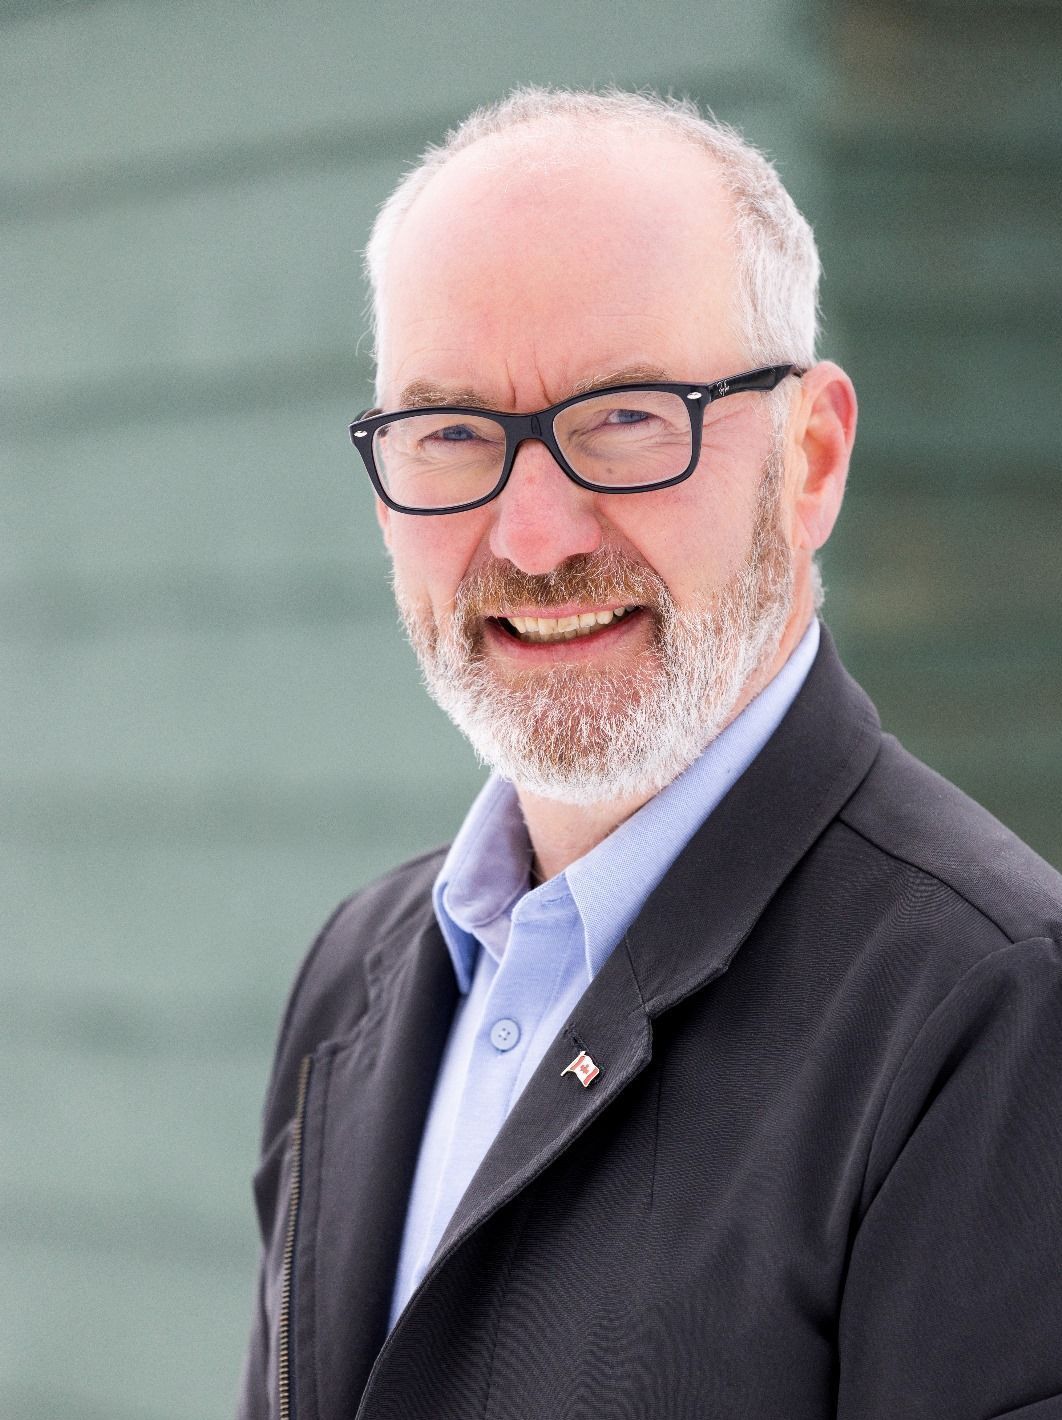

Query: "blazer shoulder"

xmin=284 ymin=843 xmax=447 ymax=1039
xmin=839 ymin=733 xmax=1062 ymax=947
xmin=261 ymin=844 xmax=447 ymax=1135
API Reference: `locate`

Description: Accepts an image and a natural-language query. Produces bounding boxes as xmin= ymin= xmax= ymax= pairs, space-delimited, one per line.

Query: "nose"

xmin=488 ymin=438 xmax=603 ymax=575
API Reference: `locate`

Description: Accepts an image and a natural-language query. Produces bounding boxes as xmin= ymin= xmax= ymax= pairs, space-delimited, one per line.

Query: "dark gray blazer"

xmin=239 ymin=631 xmax=1062 ymax=1420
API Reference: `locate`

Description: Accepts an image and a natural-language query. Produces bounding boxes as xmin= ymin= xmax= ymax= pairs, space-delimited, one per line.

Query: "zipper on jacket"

xmin=278 ymin=1053 xmax=313 ymax=1420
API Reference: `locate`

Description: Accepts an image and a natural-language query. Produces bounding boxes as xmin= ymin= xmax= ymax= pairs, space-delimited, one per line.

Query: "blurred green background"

xmin=2 ymin=1 xmax=1059 ymax=1415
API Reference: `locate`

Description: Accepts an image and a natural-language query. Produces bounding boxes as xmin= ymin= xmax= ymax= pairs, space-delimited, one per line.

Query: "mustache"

xmin=453 ymin=548 xmax=670 ymax=623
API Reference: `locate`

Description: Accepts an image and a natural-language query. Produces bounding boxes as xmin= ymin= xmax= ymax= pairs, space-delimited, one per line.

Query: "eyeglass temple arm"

xmin=705 ymin=364 xmax=803 ymax=401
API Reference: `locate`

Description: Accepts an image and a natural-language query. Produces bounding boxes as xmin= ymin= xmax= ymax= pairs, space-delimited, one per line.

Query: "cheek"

xmin=606 ymin=458 xmax=760 ymax=596
xmin=387 ymin=514 xmax=487 ymax=616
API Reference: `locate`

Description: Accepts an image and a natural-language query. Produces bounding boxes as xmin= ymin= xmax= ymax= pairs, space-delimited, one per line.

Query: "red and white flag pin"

xmin=562 ymin=1049 xmax=601 ymax=1088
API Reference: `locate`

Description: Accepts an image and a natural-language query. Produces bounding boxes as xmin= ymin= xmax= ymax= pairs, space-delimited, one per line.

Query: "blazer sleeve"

xmin=837 ymin=935 xmax=1062 ymax=1419
xmin=234 ymin=891 xmax=362 ymax=1420
xmin=236 ymin=1265 xmax=270 ymax=1420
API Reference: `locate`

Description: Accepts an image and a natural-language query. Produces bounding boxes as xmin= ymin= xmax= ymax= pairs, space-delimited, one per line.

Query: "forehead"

xmin=377 ymin=126 xmax=743 ymax=408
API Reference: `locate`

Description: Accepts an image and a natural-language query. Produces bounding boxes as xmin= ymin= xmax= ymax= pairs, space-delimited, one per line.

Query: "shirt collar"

xmin=434 ymin=618 xmax=820 ymax=993
xmin=432 ymin=774 xmax=533 ymax=992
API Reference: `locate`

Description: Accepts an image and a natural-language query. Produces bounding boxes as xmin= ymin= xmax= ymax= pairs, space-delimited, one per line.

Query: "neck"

xmin=517 ymin=788 xmax=649 ymax=883
xmin=516 ymin=606 xmax=815 ymax=880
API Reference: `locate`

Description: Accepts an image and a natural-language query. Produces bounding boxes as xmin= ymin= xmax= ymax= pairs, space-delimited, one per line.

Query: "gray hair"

xmin=363 ymin=85 xmax=822 ymax=376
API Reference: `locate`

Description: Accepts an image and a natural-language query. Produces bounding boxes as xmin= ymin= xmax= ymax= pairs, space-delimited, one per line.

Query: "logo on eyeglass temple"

xmin=717 ymin=380 xmax=730 ymax=397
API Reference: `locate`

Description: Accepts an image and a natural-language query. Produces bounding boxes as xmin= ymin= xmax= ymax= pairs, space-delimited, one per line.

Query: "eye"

xmin=604 ymin=407 xmax=652 ymax=426
xmin=429 ymin=423 xmax=481 ymax=442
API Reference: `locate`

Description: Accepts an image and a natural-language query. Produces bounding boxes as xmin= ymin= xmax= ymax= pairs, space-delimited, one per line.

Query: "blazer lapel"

xmin=626 ymin=626 xmax=883 ymax=1015
xmin=429 ymin=931 xmax=653 ymax=1273
xmin=293 ymin=909 xmax=458 ymax=1420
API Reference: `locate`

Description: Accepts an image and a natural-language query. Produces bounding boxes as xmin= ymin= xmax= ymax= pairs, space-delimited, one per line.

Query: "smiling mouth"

xmin=494 ymin=606 xmax=640 ymax=644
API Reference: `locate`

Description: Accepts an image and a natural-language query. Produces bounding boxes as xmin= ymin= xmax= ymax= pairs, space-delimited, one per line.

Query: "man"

xmin=240 ymin=88 xmax=1062 ymax=1420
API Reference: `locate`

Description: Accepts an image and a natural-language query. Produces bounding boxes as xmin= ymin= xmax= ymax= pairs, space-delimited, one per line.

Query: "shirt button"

xmin=490 ymin=1018 xmax=521 ymax=1051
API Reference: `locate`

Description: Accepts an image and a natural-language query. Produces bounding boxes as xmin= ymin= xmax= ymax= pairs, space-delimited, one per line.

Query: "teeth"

xmin=504 ymin=606 xmax=637 ymax=643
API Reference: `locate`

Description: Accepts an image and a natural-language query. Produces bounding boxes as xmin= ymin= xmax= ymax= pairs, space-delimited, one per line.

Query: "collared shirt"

xmin=387 ymin=618 xmax=820 ymax=1328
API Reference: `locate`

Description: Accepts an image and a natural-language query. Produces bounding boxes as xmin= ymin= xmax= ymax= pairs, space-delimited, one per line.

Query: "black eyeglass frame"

xmin=348 ymin=363 xmax=803 ymax=516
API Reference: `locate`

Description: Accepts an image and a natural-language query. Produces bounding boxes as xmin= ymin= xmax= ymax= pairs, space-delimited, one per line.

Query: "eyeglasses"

xmin=348 ymin=364 xmax=802 ymax=516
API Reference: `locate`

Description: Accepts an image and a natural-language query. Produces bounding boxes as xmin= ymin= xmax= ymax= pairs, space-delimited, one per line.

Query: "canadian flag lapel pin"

xmin=562 ymin=1049 xmax=601 ymax=1088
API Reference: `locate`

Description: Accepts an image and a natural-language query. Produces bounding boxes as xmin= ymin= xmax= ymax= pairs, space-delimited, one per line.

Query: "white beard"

xmin=394 ymin=452 xmax=794 ymax=806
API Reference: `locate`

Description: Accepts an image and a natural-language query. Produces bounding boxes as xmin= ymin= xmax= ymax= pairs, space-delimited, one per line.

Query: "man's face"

xmin=374 ymin=128 xmax=807 ymax=803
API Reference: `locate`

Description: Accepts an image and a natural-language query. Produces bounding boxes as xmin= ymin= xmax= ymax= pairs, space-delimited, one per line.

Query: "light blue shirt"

xmin=387 ymin=618 xmax=820 ymax=1328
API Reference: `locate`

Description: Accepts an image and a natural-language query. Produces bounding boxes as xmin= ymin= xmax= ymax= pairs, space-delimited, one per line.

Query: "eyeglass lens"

xmin=372 ymin=389 xmax=694 ymax=510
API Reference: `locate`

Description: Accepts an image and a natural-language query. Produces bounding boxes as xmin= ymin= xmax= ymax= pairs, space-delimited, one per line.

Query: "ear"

xmin=788 ymin=361 xmax=857 ymax=552
xmin=374 ymin=495 xmax=393 ymax=551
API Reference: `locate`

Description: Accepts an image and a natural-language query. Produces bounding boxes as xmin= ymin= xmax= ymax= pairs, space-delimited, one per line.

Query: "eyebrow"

xmin=398 ymin=381 xmax=496 ymax=410
xmin=396 ymin=364 xmax=676 ymax=411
